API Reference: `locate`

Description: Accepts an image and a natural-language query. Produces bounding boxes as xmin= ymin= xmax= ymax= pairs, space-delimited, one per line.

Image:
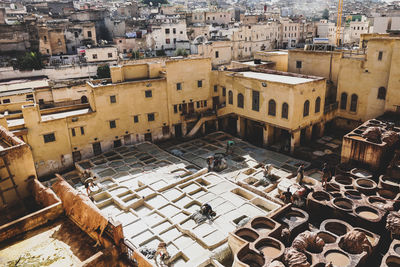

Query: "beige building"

xmin=84 ymin=46 xmax=118 ymax=63
xmin=288 ymin=34 xmax=400 ymax=129
xmin=197 ymin=40 xmax=233 ymax=68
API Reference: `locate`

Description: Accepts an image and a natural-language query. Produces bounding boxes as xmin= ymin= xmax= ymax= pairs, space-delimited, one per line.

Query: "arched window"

xmin=377 ymin=87 xmax=386 ymax=100
xmin=282 ymin=103 xmax=289 ymax=119
xmin=340 ymin=93 xmax=347 ymax=110
xmin=350 ymin=94 xmax=358 ymax=112
xmin=315 ymin=97 xmax=321 ymax=113
xmin=228 ymin=90 xmax=233 ymax=105
xmin=237 ymin=93 xmax=244 ymax=108
xmin=303 ymin=100 xmax=310 ymax=117
xmin=81 ymin=95 xmax=88 ymax=104
xmin=268 ymin=99 xmax=276 ymax=116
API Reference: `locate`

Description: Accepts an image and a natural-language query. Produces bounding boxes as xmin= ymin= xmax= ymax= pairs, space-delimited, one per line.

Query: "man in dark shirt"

xmin=297 ymin=164 xmax=305 ymax=185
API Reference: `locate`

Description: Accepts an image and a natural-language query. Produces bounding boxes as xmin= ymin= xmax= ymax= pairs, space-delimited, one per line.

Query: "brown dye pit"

xmin=394 ymin=245 xmax=400 ymax=255
xmin=260 ymin=246 xmax=281 ymax=258
xmin=358 ymin=211 xmax=379 ymax=220
xmin=325 ymin=251 xmax=350 ymax=267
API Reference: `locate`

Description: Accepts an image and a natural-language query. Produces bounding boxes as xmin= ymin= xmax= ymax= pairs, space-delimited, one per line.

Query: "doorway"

xmin=212 ymin=96 xmax=219 ymax=110
xmin=144 ymin=133 xmax=152 ymax=142
xmin=188 ymin=102 xmax=194 ymax=114
xmin=92 ymin=142 xmax=102 ymax=156
xmin=174 ymin=124 xmax=182 ymax=138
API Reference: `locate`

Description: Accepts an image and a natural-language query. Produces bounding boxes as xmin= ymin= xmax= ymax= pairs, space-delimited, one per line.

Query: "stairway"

xmin=0 ymin=155 xmax=24 ymax=210
xmin=185 ymin=115 xmax=216 ymax=138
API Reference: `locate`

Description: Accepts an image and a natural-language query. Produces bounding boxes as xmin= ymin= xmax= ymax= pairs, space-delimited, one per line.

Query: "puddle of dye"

xmin=260 ymin=246 xmax=281 ymax=258
xmin=358 ymin=211 xmax=379 ymax=220
xmin=325 ymin=252 xmax=350 ymax=267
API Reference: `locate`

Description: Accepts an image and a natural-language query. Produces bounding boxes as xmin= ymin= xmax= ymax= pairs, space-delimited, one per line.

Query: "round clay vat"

xmin=312 ymin=191 xmax=331 ymax=201
xmin=332 ymin=197 xmax=354 ymax=212
xmin=386 ymin=255 xmax=400 ymax=267
xmin=344 ymin=190 xmax=362 ymax=200
xmin=322 ymin=220 xmax=350 ymax=236
xmin=394 ymin=244 xmax=400 ymax=255
xmin=234 ymin=228 xmax=259 ymax=242
xmin=254 ymin=237 xmax=284 ymax=260
xmin=251 ymin=217 xmax=275 ymax=233
xmin=380 ymin=175 xmax=400 ymax=191
xmin=355 ymin=206 xmax=380 ymax=221
xmin=353 ymin=129 xmax=364 ymax=134
xmin=317 ymin=231 xmax=337 ymax=244
xmin=378 ymin=189 xmax=397 ymax=200
xmin=237 ymin=244 xmax=265 ymax=267
xmin=367 ymin=196 xmax=387 ymax=208
xmin=326 ymin=182 xmax=340 ymax=192
xmin=369 ymin=119 xmax=382 ymax=124
xmin=350 ymin=168 xmax=373 ymax=180
xmin=324 ymin=250 xmax=350 ymax=267
xmin=281 ymin=210 xmax=306 ymax=224
xmin=355 ymin=178 xmax=377 ymax=195
xmin=334 ymin=175 xmax=354 ymax=186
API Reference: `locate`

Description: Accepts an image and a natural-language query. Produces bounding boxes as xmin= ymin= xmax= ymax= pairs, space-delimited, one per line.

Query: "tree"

xmin=131 ymin=50 xmax=141 ymax=59
xmin=97 ymin=64 xmax=110 ymax=79
xmin=142 ymin=0 xmax=168 ymax=6
xmin=156 ymin=50 xmax=166 ymax=57
xmin=174 ymin=48 xmax=188 ymax=57
xmin=322 ymin=9 xmax=329 ymax=20
xmin=14 ymin=52 xmax=44 ymax=71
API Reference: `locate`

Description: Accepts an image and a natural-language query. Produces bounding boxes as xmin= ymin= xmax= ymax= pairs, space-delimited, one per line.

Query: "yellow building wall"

xmin=386 ymin=41 xmax=400 ymax=112
xmin=255 ymin=52 xmax=288 ymax=72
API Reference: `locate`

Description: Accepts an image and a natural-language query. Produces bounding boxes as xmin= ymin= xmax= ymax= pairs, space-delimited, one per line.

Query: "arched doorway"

xmin=81 ymin=95 xmax=88 ymax=104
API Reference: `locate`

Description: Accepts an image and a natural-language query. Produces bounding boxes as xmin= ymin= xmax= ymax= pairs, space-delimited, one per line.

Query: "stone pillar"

xmin=182 ymin=122 xmax=187 ymax=136
xmin=201 ymin=122 xmax=206 ymax=135
xmin=263 ymin=124 xmax=274 ymax=146
xmin=290 ymin=131 xmax=301 ymax=154
xmin=318 ymin=122 xmax=325 ymax=137
xmin=215 ymin=119 xmax=219 ymax=130
xmin=237 ymin=116 xmax=242 ymax=138
xmin=305 ymin=126 xmax=312 ymax=142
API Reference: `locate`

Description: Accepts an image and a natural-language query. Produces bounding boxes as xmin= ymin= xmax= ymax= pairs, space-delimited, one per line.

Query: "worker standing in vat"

xmin=296 ymin=164 xmax=305 ymax=185
xmin=280 ymin=187 xmax=292 ymax=204
xmin=226 ymin=140 xmax=235 ymax=154
xmin=206 ymin=155 xmax=214 ymax=171
xmin=84 ymin=176 xmax=95 ymax=196
xmin=155 ymin=242 xmax=170 ymax=266
xmin=321 ymin=163 xmax=331 ymax=189
xmin=201 ymin=203 xmax=216 ymax=220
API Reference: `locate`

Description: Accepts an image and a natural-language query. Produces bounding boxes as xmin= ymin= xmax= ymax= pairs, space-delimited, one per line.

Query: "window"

xmin=26 ymin=94 xmax=34 ymax=101
xmin=196 ymin=101 xmax=200 ymax=108
xmin=71 ymin=128 xmax=76 ymax=137
xmin=222 ymin=87 xmax=226 ymax=96
xmin=378 ymin=87 xmax=386 ymax=100
xmin=173 ymin=38 xmax=176 ymax=44
xmin=174 ymin=105 xmax=178 ymax=113
xmin=92 ymin=54 xmax=98 ymax=59
xmin=3 ymin=99 xmax=10 ymax=104
xmin=268 ymin=99 xmax=276 ymax=116
xmin=228 ymin=91 xmax=233 ymax=104
xmin=214 ymin=85 xmax=218 ymax=92
xmin=80 ymin=127 xmax=85 ymax=135
xmin=282 ymin=103 xmax=289 ymax=119
xmin=237 ymin=93 xmax=244 ymax=108
xmin=252 ymin=90 xmax=260 ymax=111
xmin=166 ymin=38 xmax=170 ymax=44
xmin=74 ymin=32 xmax=78 ymax=38
xmin=165 ymin=28 xmax=170 ymax=34
xmin=44 ymin=36 xmax=47 ymax=42
xmin=303 ymin=100 xmax=310 ymax=117
xmin=43 ymin=133 xmax=56 ymax=143
xmin=296 ymin=60 xmax=302 ymax=68
xmin=148 ymin=113 xmax=155 ymax=121
xmin=204 ymin=100 xmax=207 ymax=107
xmin=350 ymin=94 xmax=358 ymax=112
xmin=108 ymin=53 xmax=113 ymax=58
xmin=110 ymin=95 xmax=116 ymax=103
xmin=176 ymin=83 xmax=182 ymax=90
xmin=145 ymin=90 xmax=152 ymax=98
xmin=87 ymin=31 xmax=92 ymax=38
xmin=173 ymin=28 xmax=176 ymax=34
xmin=315 ymin=97 xmax=321 ymax=113
xmin=215 ymin=51 xmax=219 ymax=58
xmin=114 ymin=139 xmax=122 ymax=148
xmin=134 ymin=115 xmax=139 ymax=123
xmin=198 ymin=80 xmax=202 ymax=88
xmin=109 ymin=120 xmax=116 ymax=129
xmin=340 ymin=93 xmax=347 ymax=110
xmin=378 ymin=51 xmax=383 ymax=61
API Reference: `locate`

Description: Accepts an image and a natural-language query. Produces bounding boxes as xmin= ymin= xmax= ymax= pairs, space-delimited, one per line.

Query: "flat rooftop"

xmin=0 ymin=79 xmax=49 ymax=92
xmin=239 ymin=71 xmax=317 ymax=85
